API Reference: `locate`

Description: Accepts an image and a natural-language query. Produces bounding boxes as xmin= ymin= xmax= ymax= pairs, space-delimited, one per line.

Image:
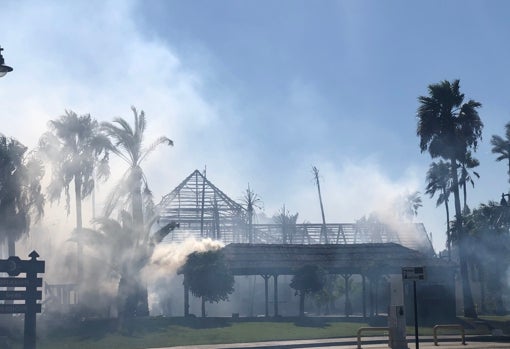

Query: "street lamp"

xmin=0 ymin=46 xmax=13 ymax=78
xmin=500 ymin=193 xmax=510 ymax=207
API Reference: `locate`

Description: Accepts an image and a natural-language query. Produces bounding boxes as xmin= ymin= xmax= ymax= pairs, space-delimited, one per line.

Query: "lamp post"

xmin=500 ymin=193 xmax=510 ymax=207
xmin=0 ymin=46 xmax=13 ymax=78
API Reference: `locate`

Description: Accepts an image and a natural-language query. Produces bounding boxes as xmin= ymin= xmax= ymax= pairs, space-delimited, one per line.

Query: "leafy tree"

xmin=416 ymin=79 xmax=483 ymax=317
xmin=181 ymin=250 xmax=235 ymax=317
xmin=491 ymin=122 xmax=510 ymax=183
xmin=313 ymin=274 xmax=344 ymax=315
xmin=0 ymin=135 xmax=45 ymax=256
xmin=39 ymin=111 xmax=110 ymax=274
xmin=426 ymin=160 xmax=452 ymax=259
xmin=290 ymin=264 xmax=327 ymax=316
xmin=464 ymin=202 xmax=510 ymax=314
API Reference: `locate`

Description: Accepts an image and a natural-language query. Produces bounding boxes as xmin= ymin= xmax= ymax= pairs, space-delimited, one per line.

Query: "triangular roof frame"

xmin=158 ymin=169 xmax=244 ymax=213
xmin=156 ymin=170 xmax=246 ymax=241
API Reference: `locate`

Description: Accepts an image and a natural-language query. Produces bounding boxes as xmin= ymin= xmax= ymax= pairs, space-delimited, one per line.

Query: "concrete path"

xmin=148 ymin=335 xmax=510 ymax=349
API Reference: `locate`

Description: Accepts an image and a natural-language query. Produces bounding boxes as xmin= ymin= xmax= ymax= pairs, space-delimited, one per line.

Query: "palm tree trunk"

xmin=450 ymin=157 xmax=477 ymax=318
xmin=74 ymin=175 xmax=83 ymax=279
xmin=248 ymin=208 xmax=253 ymax=243
xmin=462 ymin=182 xmax=467 ymax=212
xmin=443 ymin=192 xmax=451 ymax=261
xmin=508 ymin=158 xmax=510 ymax=183
xmin=299 ymin=291 xmax=305 ymax=316
xmin=127 ymin=166 xmax=149 ymax=316
xmin=131 ymin=167 xmax=144 ymax=243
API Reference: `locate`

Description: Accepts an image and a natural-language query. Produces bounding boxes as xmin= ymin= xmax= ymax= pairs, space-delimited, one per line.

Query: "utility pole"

xmin=312 ymin=166 xmax=328 ymax=243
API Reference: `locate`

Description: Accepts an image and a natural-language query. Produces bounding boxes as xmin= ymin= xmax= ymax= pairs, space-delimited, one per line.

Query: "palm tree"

xmin=39 ymin=111 xmax=111 ymax=276
xmin=458 ymin=151 xmax=479 ymax=213
xmin=77 ymin=213 xmax=178 ymax=321
xmin=0 ymin=135 xmax=45 ymax=256
xmin=241 ymin=184 xmax=262 ymax=243
xmin=491 ymin=122 xmax=510 ymax=183
xmin=101 ymin=107 xmax=173 ymax=240
xmin=426 ymin=160 xmax=452 ymax=259
xmin=101 ymin=106 xmax=173 ymax=316
xmin=400 ymin=191 xmax=423 ymax=220
xmin=273 ymin=205 xmax=298 ymax=244
xmin=417 ymin=79 xmax=483 ymax=318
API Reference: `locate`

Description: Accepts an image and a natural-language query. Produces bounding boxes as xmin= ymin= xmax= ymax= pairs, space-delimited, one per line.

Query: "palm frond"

xmin=139 ymin=136 xmax=173 ymax=165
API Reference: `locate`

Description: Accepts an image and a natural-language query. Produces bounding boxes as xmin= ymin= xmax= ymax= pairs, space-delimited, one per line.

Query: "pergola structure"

xmin=155 ymin=170 xmax=435 ymax=255
xmin=181 ymin=243 xmax=456 ymax=321
xmin=161 ymin=171 xmax=455 ymax=320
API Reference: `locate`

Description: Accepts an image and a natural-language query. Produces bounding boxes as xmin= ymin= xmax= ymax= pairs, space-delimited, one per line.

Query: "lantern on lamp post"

xmin=0 ymin=46 xmax=13 ymax=78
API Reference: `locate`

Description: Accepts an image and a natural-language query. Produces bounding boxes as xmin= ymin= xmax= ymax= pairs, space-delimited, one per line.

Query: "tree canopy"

xmin=0 ymin=135 xmax=45 ymax=255
xmin=491 ymin=122 xmax=510 ymax=183
xmin=181 ymin=250 xmax=234 ymax=317
xmin=417 ymin=79 xmax=483 ymax=318
xmin=290 ymin=264 xmax=327 ymax=316
xmin=101 ymin=107 xmax=173 ymax=235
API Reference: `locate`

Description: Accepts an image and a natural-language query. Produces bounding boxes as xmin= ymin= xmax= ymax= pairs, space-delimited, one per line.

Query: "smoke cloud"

xmin=142 ymin=236 xmax=225 ymax=315
xmin=143 ymin=236 xmax=225 ymax=284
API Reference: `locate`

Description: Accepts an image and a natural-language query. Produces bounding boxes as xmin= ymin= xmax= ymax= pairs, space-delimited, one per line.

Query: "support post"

xmin=413 ymin=280 xmax=419 ymax=349
xmin=262 ymin=275 xmax=270 ymax=317
xmin=24 ymin=270 xmax=36 ymax=349
xmin=273 ymin=274 xmax=279 ymax=317
xmin=342 ymin=274 xmax=351 ymax=317
xmin=362 ymin=274 xmax=367 ymax=319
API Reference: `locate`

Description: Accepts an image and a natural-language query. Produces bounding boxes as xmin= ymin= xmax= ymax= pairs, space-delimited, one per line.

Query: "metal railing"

xmin=433 ymin=324 xmax=465 ymax=346
xmin=356 ymin=327 xmax=390 ymax=349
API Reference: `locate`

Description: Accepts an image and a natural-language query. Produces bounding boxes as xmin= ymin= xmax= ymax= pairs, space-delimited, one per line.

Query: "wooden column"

xmin=273 ymin=274 xmax=279 ymax=317
xmin=362 ymin=274 xmax=367 ymax=319
xmin=262 ymin=275 xmax=270 ymax=317
xmin=342 ymin=274 xmax=352 ymax=317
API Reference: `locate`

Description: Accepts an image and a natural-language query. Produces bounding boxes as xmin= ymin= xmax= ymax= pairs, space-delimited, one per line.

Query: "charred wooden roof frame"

xmin=155 ymin=170 xmax=435 ymax=255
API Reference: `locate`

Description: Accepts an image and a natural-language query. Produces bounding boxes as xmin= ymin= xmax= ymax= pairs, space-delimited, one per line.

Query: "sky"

xmin=1 ymin=0 xmax=510 ymax=253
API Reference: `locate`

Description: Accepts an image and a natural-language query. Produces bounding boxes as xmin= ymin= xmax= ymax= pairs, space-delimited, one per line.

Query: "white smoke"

xmin=142 ymin=236 xmax=225 ymax=315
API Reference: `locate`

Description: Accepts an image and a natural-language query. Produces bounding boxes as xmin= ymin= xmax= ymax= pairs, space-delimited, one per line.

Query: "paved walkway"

xmin=148 ymin=335 xmax=510 ymax=349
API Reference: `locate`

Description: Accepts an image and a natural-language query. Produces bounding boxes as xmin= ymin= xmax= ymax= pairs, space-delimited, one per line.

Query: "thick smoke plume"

xmin=143 ymin=236 xmax=225 ymax=315
xmin=143 ymin=236 xmax=225 ymax=283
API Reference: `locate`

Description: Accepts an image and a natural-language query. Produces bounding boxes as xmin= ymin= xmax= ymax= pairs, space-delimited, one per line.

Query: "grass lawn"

xmin=36 ymin=318 xmax=366 ymax=349
xmin=1 ymin=316 xmax=503 ymax=349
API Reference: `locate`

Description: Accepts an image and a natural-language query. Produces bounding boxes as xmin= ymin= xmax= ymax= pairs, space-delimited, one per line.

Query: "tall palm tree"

xmin=491 ymin=122 xmax=510 ymax=183
xmin=101 ymin=106 xmax=172 ymax=316
xmin=241 ymin=184 xmax=262 ymax=243
xmin=0 ymin=135 xmax=45 ymax=256
xmin=458 ymin=151 xmax=479 ymax=213
xmin=77 ymin=212 xmax=178 ymax=320
xmin=39 ymin=111 xmax=111 ymax=276
xmin=426 ymin=160 xmax=452 ymax=259
xmin=101 ymin=107 xmax=173 ymax=241
xmin=417 ymin=79 xmax=483 ymax=318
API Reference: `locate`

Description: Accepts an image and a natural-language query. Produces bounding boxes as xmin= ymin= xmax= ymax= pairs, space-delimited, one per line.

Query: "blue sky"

xmin=1 ymin=0 xmax=510 ymax=253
